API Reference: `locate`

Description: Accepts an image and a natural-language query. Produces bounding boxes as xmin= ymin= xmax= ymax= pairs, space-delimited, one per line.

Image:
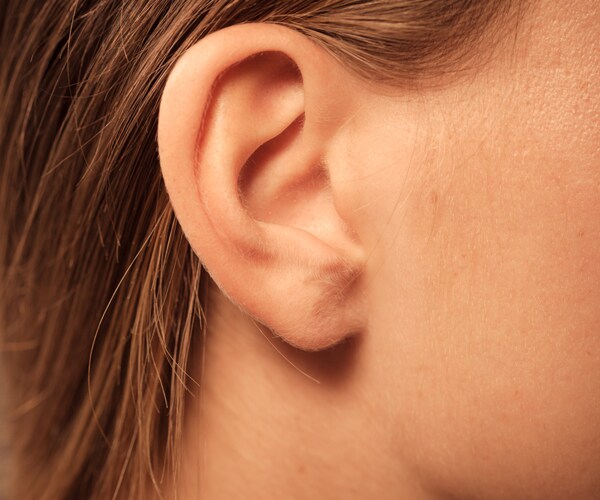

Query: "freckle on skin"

xmin=430 ymin=191 xmax=439 ymax=206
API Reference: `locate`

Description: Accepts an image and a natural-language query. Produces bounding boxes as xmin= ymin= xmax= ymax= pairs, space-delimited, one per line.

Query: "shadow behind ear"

xmin=158 ymin=23 xmax=367 ymax=350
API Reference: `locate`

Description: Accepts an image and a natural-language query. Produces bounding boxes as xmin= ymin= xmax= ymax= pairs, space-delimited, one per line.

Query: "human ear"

xmin=158 ymin=23 xmax=366 ymax=350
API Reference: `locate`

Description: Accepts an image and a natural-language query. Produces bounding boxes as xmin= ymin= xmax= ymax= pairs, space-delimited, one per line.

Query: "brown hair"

xmin=0 ymin=1 xmax=524 ymax=498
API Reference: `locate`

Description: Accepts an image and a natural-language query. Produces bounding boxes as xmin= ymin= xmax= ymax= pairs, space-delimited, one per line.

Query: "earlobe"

xmin=158 ymin=23 xmax=366 ymax=350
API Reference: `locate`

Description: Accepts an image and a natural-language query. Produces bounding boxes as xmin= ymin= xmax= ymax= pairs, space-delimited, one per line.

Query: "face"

xmin=339 ymin=0 xmax=600 ymax=497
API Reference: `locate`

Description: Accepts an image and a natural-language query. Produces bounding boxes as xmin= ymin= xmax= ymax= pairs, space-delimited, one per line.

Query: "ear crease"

xmin=234 ymin=233 xmax=272 ymax=265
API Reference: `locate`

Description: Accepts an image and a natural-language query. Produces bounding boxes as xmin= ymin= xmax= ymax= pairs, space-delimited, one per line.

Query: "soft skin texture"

xmin=158 ymin=1 xmax=600 ymax=498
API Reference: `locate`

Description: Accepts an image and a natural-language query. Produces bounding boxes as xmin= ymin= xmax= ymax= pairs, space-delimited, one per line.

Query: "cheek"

xmin=363 ymin=152 xmax=600 ymax=496
xmin=357 ymin=88 xmax=600 ymax=497
xmin=368 ymin=169 xmax=600 ymax=498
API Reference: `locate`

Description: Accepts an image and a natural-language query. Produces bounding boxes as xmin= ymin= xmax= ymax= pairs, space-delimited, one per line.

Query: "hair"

xmin=0 ymin=1 xmax=525 ymax=498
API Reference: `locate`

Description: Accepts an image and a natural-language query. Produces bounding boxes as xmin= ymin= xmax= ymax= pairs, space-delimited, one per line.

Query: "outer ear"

xmin=158 ymin=23 xmax=366 ymax=350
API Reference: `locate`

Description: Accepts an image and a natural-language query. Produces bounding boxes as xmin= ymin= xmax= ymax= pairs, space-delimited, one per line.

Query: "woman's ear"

xmin=158 ymin=23 xmax=366 ymax=350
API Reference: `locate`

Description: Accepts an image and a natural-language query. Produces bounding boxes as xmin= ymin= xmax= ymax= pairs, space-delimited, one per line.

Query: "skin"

xmin=160 ymin=0 xmax=600 ymax=498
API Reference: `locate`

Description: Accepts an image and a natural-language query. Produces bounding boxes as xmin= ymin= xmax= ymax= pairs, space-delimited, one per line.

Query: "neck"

xmin=175 ymin=283 xmax=432 ymax=499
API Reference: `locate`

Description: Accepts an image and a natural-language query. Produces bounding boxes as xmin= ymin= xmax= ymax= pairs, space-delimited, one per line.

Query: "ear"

xmin=158 ymin=23 xmax=366 ymax=350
